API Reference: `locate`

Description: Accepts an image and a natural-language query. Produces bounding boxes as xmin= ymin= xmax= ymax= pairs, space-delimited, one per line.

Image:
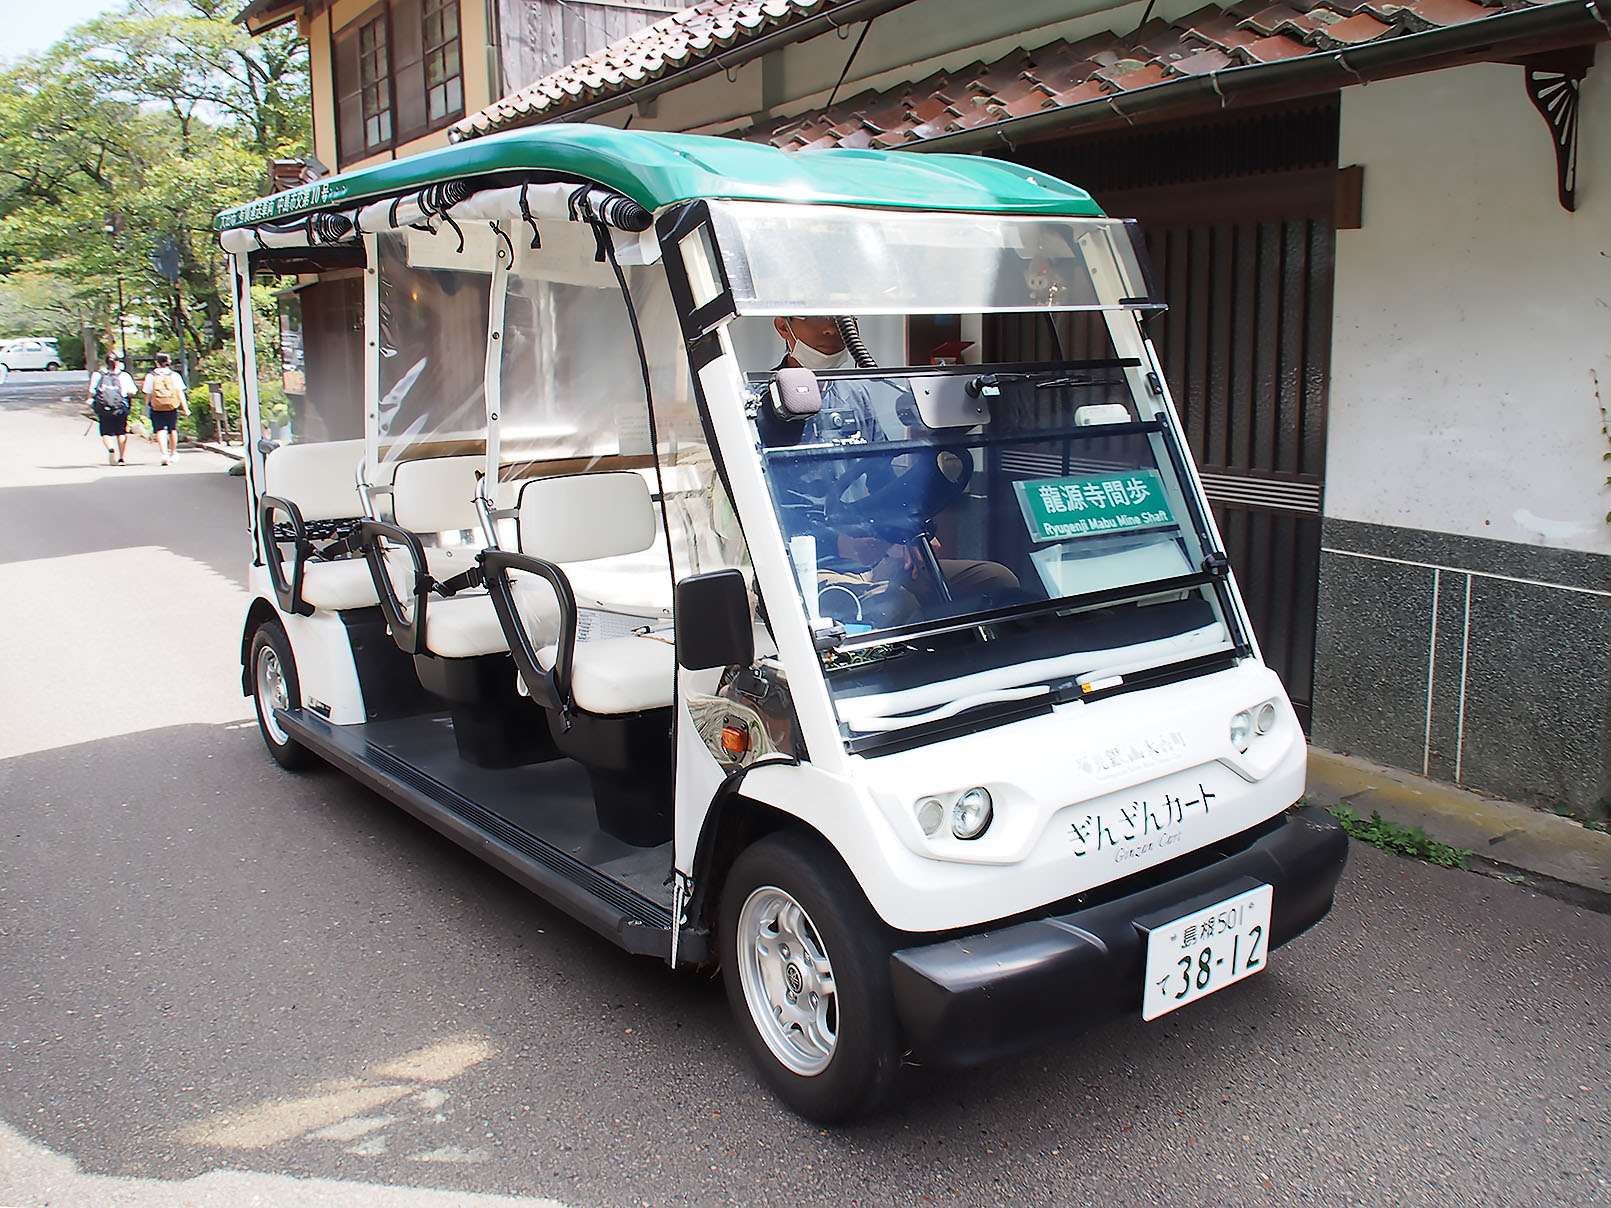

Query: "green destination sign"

xmin=1014 ymin=469 xmax=1174 ymax=542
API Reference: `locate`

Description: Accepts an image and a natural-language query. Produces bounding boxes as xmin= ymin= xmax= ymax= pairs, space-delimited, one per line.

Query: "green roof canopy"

xmin=215 ymin=123 xmax=1104 ymax=232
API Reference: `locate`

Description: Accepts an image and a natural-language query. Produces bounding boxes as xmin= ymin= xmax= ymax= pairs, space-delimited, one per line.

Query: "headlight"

xmin=915 ymin=797 xmax=945 ymax=836
xmin=1230 ymin=710 xmax=1254 ymax=753
xmin=1231 ymin=699 xmax=1281 ymax=753
xmin=1255 ymin=702 xmax=1278 ymax=734
xmin=951 ymin=787 xmax=993 ymax=840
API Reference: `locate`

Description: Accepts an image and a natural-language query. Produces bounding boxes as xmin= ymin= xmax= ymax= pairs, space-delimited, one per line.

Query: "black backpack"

xmin=92 ymin=371 xmax=128 ymax=416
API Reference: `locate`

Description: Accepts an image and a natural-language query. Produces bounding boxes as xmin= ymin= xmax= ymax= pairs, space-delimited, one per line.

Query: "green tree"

xmin=66 ymin=1 xmax=310 ymax=157
xmin=0 ymin=0 xmax=309 ymax=363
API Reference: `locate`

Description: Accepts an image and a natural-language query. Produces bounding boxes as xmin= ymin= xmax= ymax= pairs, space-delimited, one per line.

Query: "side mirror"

xmin=675 ymin=569 xmax=754 ymax=671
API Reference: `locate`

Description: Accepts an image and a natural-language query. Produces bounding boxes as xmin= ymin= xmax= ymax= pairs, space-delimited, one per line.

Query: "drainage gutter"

xmin=911 ymin=0 xmax=1609 ymax=154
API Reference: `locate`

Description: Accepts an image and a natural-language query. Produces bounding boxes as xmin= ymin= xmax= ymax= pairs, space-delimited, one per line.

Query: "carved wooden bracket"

xmin=1522 ymin=49 xmax=1593 ymax=213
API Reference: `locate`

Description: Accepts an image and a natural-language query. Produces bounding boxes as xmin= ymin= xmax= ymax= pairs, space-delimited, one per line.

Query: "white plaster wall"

xmin=1329 ymin=55 xmax=1611 ymax=554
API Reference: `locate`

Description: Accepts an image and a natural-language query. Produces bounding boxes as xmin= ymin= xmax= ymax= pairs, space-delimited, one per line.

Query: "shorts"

xmin=97 ymin=411 xmax=128 ymax=437
xmin=150 ymin=408 xmax=179 ymax=433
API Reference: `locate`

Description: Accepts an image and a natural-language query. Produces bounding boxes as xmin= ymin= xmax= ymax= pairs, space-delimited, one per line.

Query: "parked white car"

xmin=0 ymin=338 xmax=63 ymax=371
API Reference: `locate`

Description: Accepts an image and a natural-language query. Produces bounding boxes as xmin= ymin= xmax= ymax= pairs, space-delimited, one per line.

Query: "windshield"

xmin=706 ymin=201 xmax=1162 ymax=316
xmin=751 ymin=358 xmax=1242 ymax=749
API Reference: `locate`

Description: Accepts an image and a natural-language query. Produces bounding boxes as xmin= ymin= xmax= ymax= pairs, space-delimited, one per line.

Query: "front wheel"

xmin=45 ymin=361 xmax=60 ymax=372
xmin=720 ymin=831 xmax=902 ymax=1122
xmin=250 ymin=619 xmax=315 ymax=770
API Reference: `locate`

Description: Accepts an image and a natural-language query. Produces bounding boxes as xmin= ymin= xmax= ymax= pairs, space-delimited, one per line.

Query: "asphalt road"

xmin=1 ymin=372 xmax=1607 ymax=1207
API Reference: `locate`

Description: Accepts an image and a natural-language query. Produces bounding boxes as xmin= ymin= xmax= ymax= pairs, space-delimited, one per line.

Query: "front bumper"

xmin=889 ymin=807 xmax=1348 ymax=1068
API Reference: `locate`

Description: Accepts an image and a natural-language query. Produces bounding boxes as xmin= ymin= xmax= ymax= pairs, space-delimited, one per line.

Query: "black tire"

xmin=250 ymin=620 xmax=316 ymax=770
xmin=719 ymin=830 xmax=903 ymax=1122
xmin=45 ymin=361 xmax=60 ymax=372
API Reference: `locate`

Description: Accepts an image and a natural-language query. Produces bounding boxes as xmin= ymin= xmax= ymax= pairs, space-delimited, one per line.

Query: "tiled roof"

xmin=453 ymin=0 xmax=1590 ymax=147
xmin=758 ymin=0 xmax=1562 ymax=151
xmin=453 ymin=0 xmax=844 ymax=141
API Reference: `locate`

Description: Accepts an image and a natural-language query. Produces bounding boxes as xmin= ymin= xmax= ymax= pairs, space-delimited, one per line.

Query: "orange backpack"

xmin=150 ymin=370 xmax=183 ymax=411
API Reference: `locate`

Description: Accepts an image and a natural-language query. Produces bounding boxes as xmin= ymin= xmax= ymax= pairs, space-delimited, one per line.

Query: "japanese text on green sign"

xmin=1015 ymin=470 xmax=1173 ymax=542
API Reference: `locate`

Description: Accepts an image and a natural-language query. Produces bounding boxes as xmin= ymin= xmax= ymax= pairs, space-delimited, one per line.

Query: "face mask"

xmin=787 ymin=323 xmax=852 ymax=372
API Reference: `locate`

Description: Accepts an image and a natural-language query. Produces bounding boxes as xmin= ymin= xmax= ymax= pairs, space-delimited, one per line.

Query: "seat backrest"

xmin=517 ymin=472 xmax=657 ymax=563
xmin=263 ymin=439 xmax=366 ymax=522
xmin=389 ymin=455 xmax=487 ymax=533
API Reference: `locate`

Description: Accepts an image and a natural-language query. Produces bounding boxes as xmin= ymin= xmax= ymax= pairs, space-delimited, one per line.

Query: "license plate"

xmin=1141 ymin=883 xmax=1273 ymax=1021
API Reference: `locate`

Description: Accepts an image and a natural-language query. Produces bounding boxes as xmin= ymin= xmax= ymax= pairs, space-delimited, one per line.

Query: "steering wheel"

xmin=826 ymin=448 xmax=973 ymax=544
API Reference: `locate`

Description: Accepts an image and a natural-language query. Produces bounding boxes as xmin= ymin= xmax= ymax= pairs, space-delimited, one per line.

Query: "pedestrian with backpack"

xmin=142 ymin=352 xmax=190 ymax=466
xmin=86 ymin=354 xmax=136 ymax=465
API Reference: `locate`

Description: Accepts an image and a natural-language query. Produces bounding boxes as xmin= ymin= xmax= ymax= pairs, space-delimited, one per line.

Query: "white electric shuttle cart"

xmin=217 ymin=125 xmax=1347 ymax=1122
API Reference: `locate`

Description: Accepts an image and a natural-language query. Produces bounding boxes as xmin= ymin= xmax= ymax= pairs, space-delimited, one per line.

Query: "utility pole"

xmin=103 ymin=213 xmax=128 ymax=365
xmin=172 ymin=288 xmax=190 ymax=381
xmin=150 ymin=234 xmax=188 ymax=378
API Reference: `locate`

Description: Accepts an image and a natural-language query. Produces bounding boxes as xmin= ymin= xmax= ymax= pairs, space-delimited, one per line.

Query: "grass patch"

xmin=1330 ymin=805 xmax=1472 ymax=868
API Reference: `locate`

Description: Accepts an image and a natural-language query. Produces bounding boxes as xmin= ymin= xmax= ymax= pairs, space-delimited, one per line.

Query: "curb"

xmin=1305 ymin=747 xmax=1611 ymax=911
xmin=199 ymin=440 xmax=245 ymax=462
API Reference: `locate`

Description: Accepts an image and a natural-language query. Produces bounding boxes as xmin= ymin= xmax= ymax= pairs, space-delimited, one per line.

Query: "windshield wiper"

xmin=1032 ymin=374 xmax=1126 ymax=389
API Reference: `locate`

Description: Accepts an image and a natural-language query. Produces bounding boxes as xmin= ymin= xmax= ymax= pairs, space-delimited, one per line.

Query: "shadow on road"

xmin=0 ymin=372 xmax=91 ymax=414
xmin=0 ymin=459 xmax=249 ymax=587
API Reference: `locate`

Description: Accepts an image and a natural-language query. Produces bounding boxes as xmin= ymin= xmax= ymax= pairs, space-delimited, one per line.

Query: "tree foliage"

xmin=0 ymin=1 xmax=309 ymax=364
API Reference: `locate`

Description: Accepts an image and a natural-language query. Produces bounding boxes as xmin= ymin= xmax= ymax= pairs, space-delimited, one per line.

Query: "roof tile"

xmin=1141 ymin=29 xmax=1218 ymax=66
xmin=1238 ymin=3 xmax=1312 ymax=35
xmin=1312 ymin=11 xmax=1400 ymax=42
xmin=1048 ymin=79 xmax=1113 ymax=108
xmin=1183 ymin=11 xmax=1270 ymax=52
xmin=1370 ymin=0 xmax=1493 ymax=25
xmin=1000 ymin=87 xmax=1057 ymax=118
xmin=908 ymin=94 xmax=956 ymax=124
xmin=1169 ymin=46 xmax=1237 ymax=74
xmin=1238 ymin=32 xmax=1321 ymax=61
xmin=1117 ymin=61 xmax=1176 ymax=89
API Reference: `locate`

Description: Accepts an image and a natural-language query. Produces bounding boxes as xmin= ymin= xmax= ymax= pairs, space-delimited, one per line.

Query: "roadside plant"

xmin=1330 ymin=805 xmax=1472 ymax=868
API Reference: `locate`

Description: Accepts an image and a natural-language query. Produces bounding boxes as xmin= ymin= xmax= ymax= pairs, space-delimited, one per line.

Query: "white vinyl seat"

xmin=483 ymin=471 xmax=675 ymax=716
xmin=534 ymin=632 xmax=676 ymax=714
xmin=260 ymin=439 xmax=378 ymax=615
xmin=417 ymin=582 xmax=561 ymax=659
xmin=365 ymin=455 xmax=539 ymax=659
xmin=297 ymin=557 xmax=381 ymax=612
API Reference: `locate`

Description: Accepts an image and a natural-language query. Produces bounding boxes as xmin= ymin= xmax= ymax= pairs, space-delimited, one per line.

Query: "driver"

xmin=771 ymin=317 xmax=1018 ymax=628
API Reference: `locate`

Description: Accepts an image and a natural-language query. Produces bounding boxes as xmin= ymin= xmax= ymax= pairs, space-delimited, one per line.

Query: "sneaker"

xmin=118 ymin=458 xmax=126 ymax=465
xmin=161 ymin=457 xmax=169 ymax=466
xmin=107 ymin=450 xmax=117 ymax=465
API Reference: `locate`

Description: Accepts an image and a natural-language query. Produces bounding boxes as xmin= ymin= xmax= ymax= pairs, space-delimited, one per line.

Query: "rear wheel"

xmin=45 ymin=361 xmax=60 ymax=372
xmin=251 ymin=620 xmax=315 ymax=770
xmin=720 ymin=830 xmax=902 ymax=1122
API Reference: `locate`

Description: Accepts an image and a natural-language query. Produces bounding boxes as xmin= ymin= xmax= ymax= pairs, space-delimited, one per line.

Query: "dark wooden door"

xmin=297 ymin=274 xmax=366 ymax=442
xmin=1004 ymin=104 xmax=1341 ymax=725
